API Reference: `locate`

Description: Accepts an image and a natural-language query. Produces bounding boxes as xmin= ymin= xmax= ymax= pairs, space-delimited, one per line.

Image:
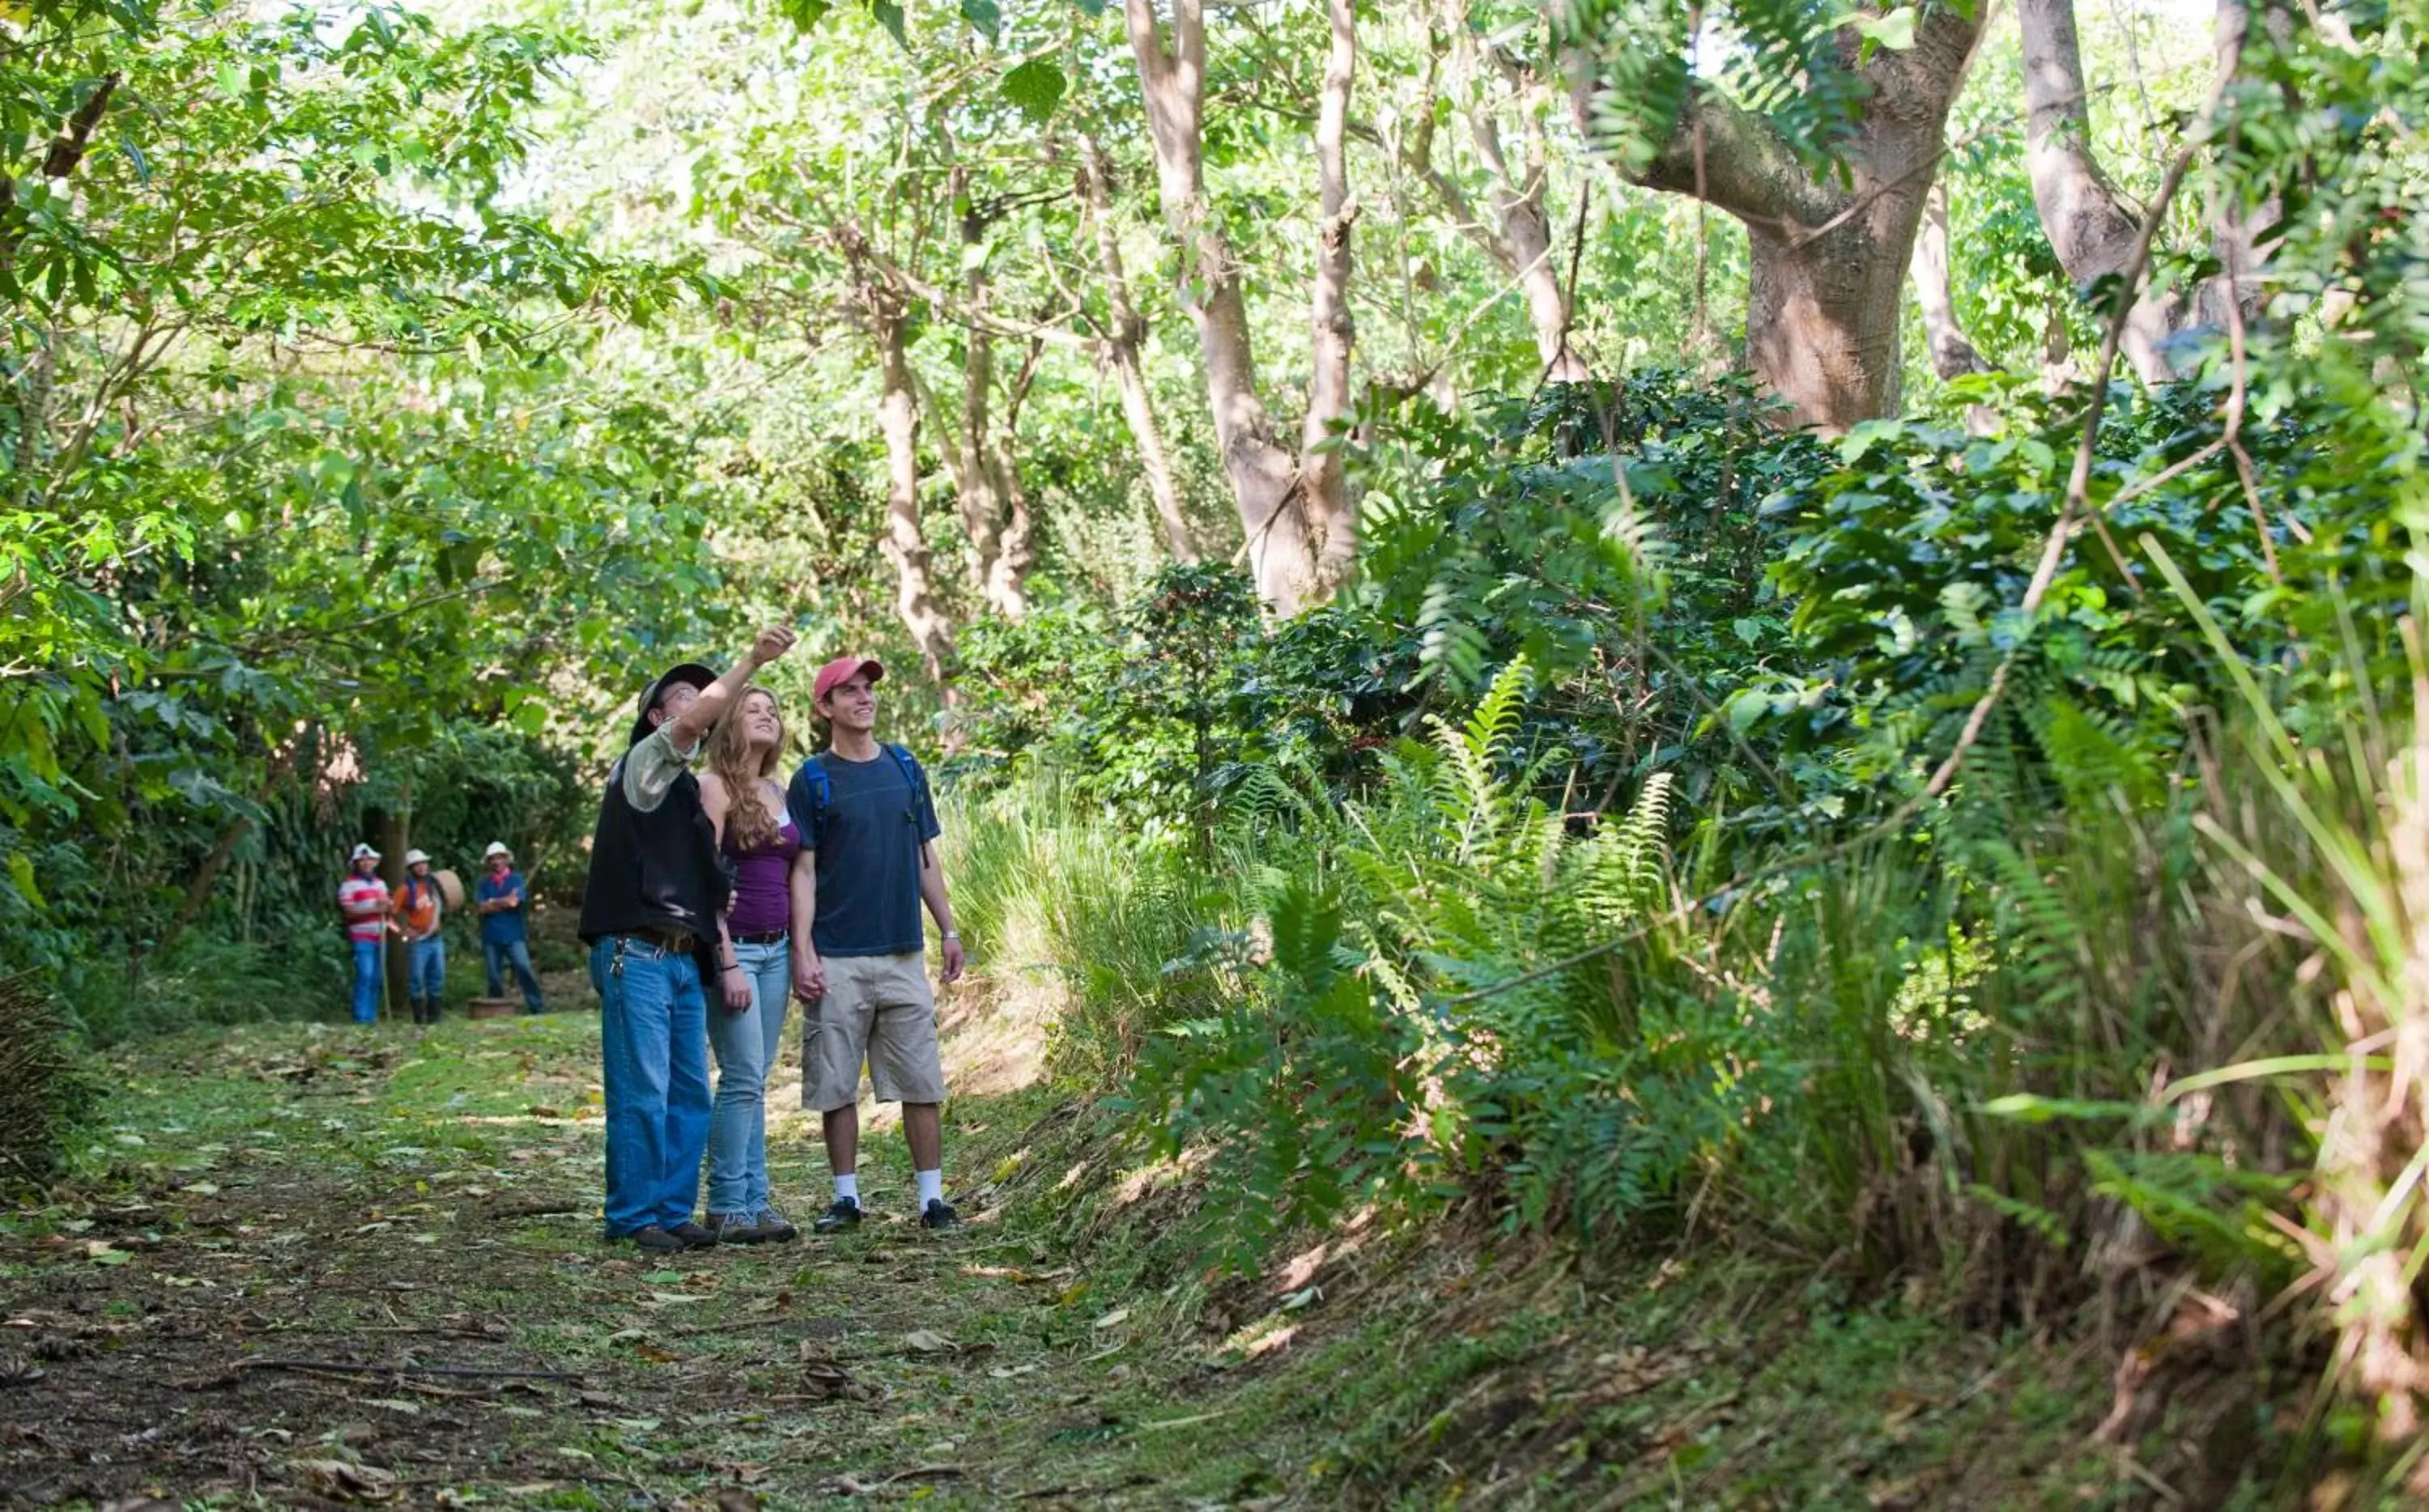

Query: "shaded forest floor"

xmin=0 ymin=992 xmax=2293 ymax=1509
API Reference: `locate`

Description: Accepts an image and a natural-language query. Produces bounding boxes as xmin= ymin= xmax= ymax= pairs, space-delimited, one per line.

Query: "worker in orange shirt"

xmin=393 ymin=849 xmax=448 ymax=1026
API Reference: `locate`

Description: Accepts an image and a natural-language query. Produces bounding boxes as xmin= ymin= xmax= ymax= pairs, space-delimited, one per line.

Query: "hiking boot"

xmin=705 ymin=1211 xmax=770 ymax=1245
xmin=755 ymin=1205 xmax=800 ymax=1243
xmin=810 ymin=1198 xmax=862 ymax=1234
xmin=666 ymin=1221 xmax=720 ymax=1250
xmin=919 ymin=1199 xmax=962 ymax=1232
xmin=621 ymin=1225 xmax=688 ymax=1254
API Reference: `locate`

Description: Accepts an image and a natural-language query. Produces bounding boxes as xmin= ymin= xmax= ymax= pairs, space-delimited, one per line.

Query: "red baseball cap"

xmin=814 ymin=656 xmax=885 ymax=704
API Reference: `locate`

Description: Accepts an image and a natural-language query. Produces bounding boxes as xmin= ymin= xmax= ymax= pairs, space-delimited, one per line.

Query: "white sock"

xmin=916 ymin=1169 xmax=943 ymax=1208
xmin=834 ymin=1172 xmax=858 ymax=1205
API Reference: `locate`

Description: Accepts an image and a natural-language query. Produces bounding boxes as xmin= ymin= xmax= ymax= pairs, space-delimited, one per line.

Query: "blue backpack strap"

xmin=883 ymin=744 xmax=926 ymax=812
xmin=786 ymin=755 xmax=832 ymax=849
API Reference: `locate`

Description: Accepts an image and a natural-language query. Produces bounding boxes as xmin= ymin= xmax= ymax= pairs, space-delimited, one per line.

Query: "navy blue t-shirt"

xmin=790 ymin=748 xmax=941 ymax=958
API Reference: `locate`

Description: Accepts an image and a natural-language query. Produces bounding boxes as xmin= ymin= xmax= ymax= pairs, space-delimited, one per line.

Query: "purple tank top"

xmin=724 ymin=811 xmax=801 ymax=937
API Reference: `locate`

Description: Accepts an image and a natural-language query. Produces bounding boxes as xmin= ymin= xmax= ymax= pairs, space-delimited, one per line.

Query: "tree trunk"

xmin=2017 ymin=0 xmax=2180 ymax=382
xmin=1300 ymin=0 xmax=1360 ymax=589
xmin=1459 ymin=35 xmax=1587 ymax=380
xmin=1410 ymin=14 xmax=1589 ymax=382
xmin=870 ymin=290 xmax=955 ymax=682
xmin=1125 ymin=0 xmax=1322 ymax=614
xmin=1080 ymin=144 xmax=1197 ymax=564
xmin=2197 ymin=0 xmax=2286 ymax=331
xmin=983 ymin=340 xmax=1039 ymax=618
xmin=1910 ymin=177 xmax=1992 ymax=380
xmin=1573 ymin=10 xmax=1986 ymax=430
xmin=951 ymin=172 xmax=1019 ymax=619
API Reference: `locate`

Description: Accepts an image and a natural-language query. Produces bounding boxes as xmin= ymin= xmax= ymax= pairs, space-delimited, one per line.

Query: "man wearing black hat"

xmin=581 ymin=626 xmax=798 ymax=1254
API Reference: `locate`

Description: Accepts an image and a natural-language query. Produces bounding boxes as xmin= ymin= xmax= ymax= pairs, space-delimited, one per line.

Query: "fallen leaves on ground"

xmin=283 ymin=1458 xmax=399 ymax=1502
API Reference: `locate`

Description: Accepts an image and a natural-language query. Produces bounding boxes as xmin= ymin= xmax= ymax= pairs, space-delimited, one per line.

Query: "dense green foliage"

xmin=8 ymin=0 xmax=2429 ymax=1480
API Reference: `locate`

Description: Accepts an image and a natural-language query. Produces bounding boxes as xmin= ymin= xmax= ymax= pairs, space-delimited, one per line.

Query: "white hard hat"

xmin=350 ymin=843 xmax=381 ymax=862
xmin=483 ymin=841 xmax=512 ymax=860
xmin=404 ymin=848 xmax=431 ymax=866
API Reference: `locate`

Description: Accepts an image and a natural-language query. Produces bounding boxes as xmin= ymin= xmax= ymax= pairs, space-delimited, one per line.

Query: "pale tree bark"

xmin=857 ymin=266 xmax=956 ymax=682
xmin=984 ymin=338 xmax=1039 ymax=618
xmin=1301 ymin=0 xmax=1360 ymax=589
xmin=2196 ymin=0 xmax=2286 ymax=331
xmin=1910 ymin=176 xmax=1992 ymax=380
xmin=1431 ymin=8 xmax=1589 ymax=382
xmin=1123 ymin=0 xmax=1327 ymax=614
xmin=1080 ymin=142 xmax=1197 ymax=565
xmin=1572 ymin=8 xmax=1988 ymax=430
xmin=947 ymin=171 xmax=1022 ymax=620
xmin=2017 ymin=0 xmax=2180 ymax=383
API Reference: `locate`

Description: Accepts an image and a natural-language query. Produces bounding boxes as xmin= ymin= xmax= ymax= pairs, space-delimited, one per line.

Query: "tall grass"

xmin=942 ymin=777 xmax=1203 ymax=1089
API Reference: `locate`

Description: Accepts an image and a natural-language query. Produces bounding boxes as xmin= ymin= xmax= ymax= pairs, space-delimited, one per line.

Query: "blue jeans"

xmin=484 ymin=937 xmax=546 ymax=1012
xmin=592 ymin=936 xmax=712 ymax=1237
xmin=350 ymin=938 xmax=382 ymax=1023
xmin=409 ymin=937 xmax=446 ymax=1004
xmin=707 ymin=937 xmax=792 ymax=1216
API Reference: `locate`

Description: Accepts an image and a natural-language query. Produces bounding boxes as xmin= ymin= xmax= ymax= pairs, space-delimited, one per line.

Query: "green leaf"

xmin=1976 ymin=1094 xmax=2167 ymax=1127
xmin=959 ymin=0 xmax=1001 ymax=31
xmin=868 ymin=0 xmax=906 ymax=45
xmin=1851 ymin=6 xmax=1916 ymax=50
xmin=1001 ymin=58 xmax=1066 ymax=123
xmin=778 ymin=0 xmax=833 ymax=28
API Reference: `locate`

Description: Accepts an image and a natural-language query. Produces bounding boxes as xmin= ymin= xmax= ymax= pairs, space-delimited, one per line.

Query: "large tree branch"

xmin=1910 ymin=176 xmax=1992 ymax=379
xmin=2017 ymin=0 xmax=2178 ymax=380
xmin=1080 ymin=143 xmax=1197 ymax=564
xmin=1628 ymin=86 xmax=1840 ymax=231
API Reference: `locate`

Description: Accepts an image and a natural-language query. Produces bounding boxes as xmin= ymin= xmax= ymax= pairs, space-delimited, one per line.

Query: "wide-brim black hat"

xmin=628 ymin=662 xmax=717 ymax=748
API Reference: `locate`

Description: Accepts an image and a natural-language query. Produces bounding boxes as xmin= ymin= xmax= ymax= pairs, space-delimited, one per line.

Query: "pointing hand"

xmin=751 ymin=625 xmax=798 ymax=666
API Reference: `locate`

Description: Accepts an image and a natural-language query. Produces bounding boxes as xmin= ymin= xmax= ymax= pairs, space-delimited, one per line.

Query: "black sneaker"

xmin=919 ymin=1199 xmax=962 ymax=1231
xmin=705 ymin=1211 xmax=770 ymax=1245
xmin=666 ymin=1221 xmax=720 ymax=1250
xmin=622 ymin=1225 xmax=687 ymax=1254
xmin=756 ymin=1205 xmax=800 ymax=1243
xmin=811 ymin=1199 xmax=862 ymax=1234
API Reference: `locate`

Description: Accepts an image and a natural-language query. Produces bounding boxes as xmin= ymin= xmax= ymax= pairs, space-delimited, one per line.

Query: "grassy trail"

xmin=0 ymin=1012 xmax=1232 ymax=1508
xmin=1 ymin=1005 xmax=2252 ymax=1509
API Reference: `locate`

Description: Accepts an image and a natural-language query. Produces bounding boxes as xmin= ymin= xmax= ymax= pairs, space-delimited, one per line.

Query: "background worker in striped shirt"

xmin=337 ymin=843 xmax=391 ymax=1025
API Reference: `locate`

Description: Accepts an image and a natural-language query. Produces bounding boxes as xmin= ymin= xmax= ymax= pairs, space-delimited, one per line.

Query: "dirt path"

xmin=0 ymin=1015 xmax=1204 ymax=1509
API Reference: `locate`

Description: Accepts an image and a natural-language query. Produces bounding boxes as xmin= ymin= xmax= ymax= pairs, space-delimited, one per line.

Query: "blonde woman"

xmin=698 ymin=687 xmax=810 ymax=1242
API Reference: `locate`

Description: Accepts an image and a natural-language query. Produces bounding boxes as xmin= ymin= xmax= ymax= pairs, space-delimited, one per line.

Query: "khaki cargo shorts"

xmin=804 ymin=951 xmax=947 ymax=1111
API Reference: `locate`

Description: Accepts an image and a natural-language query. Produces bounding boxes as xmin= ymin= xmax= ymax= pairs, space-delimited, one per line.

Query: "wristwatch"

xmin=942 ymin=930 xmax=960 ymax=941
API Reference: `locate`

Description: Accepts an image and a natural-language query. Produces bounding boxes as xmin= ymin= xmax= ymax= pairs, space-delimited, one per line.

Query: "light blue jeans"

xmin=706 ymin=936 xmax=792 ymax=1217
xmin=592 ymin=935 xmax=713 ymax=1237
xmin=350 ymin=938 xmax=383 ymax=1023
xmin=409 ymin=937 xmax=446 ymax=1004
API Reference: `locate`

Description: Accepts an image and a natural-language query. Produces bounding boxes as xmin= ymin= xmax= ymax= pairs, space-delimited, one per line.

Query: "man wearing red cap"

xmin=786 ymin=655 xmax=966 ymax=1233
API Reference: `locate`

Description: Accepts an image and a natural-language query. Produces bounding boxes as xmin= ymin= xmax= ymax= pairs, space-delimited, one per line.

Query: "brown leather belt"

xmin=625 ymin=927 xmax=698 ymax=955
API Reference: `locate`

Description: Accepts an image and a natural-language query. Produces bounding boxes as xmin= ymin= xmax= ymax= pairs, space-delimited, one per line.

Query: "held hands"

xmin=793 ymin=951 xmax=827 ymax=1004
xmin=749 ymin=625 xmax=798 ymax=667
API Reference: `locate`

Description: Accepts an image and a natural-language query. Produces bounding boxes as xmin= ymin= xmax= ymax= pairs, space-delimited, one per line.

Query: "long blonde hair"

xmin=708 ymin=686 xmax=787 ymax=852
